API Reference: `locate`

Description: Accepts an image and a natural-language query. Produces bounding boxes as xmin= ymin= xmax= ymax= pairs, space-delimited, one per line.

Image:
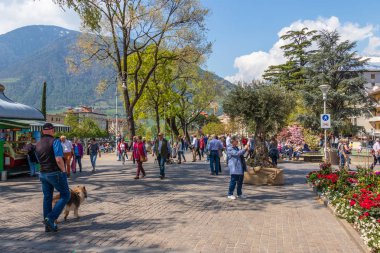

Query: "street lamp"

xmin=319 ymin=84 xmax=330 ymax=161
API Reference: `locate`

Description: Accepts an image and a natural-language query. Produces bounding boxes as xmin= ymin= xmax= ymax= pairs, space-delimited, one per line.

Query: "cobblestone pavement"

xmin=0 ymin=153 xmax=365 ymax=253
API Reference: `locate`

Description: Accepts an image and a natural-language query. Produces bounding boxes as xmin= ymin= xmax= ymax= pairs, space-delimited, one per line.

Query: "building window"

xmin=371 ymin=73 xmax=376 ymax=79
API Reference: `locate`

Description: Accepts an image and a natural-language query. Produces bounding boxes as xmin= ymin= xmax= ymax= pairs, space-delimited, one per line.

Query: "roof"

xmin=0 ymin=119 xmax=70 ymax=132
xmin=0 ymin=84 xmax=44 ymax=120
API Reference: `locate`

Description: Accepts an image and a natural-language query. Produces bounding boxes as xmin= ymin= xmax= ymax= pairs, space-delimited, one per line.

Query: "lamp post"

xmin=319 ymin=84 xmax=330 ymax=161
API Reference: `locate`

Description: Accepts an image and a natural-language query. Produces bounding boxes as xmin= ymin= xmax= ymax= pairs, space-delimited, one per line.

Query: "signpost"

xmin=321 ymin=114 xmax=331 ymax=129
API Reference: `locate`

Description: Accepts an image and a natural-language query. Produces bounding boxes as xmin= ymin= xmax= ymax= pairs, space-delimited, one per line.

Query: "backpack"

xmin=27 ymin=145 xmax=39 ymax=164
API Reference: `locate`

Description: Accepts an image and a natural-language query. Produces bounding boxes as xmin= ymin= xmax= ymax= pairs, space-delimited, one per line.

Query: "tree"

xmin=263 ymin=28 xmax=319 ymax=90
xmin=202 ymin=122 xmax=225 ymax=136
xmin=62 ymin=112 xmax=108 ymax=139
xmin=223 ymin=82 xmax=295 ymax=167
xmin=299 ymin=30 xmax=374 ymax=134
xmin=55 ymin=0 xmax=210 ymax=140
xmin=41 ymin=81 xmax=47 ymax=120
xmin=172 ymin=72 xmax=218 ymax=141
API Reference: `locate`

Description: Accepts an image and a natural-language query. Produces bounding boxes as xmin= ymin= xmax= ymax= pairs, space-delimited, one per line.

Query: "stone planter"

xmin=244 ymin=166 xmax=284 ymax=185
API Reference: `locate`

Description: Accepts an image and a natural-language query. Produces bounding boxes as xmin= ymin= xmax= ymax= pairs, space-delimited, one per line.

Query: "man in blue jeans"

xmin=207 ymin=135 xmax=224 ymax=175
xmin=227 ymin=136 xmax=249 ymax=200
xmin=35 ymin=123 xmax=70 ymax=232
xmin=153 ymin=133 xmax=170 ymax=179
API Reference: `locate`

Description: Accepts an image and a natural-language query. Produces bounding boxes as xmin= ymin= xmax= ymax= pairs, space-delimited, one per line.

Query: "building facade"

xmin=353 ymin=70 xmax=380 ymax=136
xmin=48 ymin=106 xmax=108 ymax=131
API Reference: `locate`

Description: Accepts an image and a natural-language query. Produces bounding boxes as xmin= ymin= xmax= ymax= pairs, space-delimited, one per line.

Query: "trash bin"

xmin=329 ymin=150 xmax=339 ymax=165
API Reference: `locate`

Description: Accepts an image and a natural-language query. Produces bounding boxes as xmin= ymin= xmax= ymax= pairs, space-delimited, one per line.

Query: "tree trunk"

xmin=155 ymin=105 xmax=160 ymax=135
xmin=251 ymin=124 xmax=272 ymax=168
xmin=126 ymin=108 xmax=135 ymax=142
xmin=166 ymin=117 xmax=180 ymax=137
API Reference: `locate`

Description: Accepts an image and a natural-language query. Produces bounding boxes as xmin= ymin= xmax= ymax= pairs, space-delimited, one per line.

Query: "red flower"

xmin=364 ymin=212 xmax=370 ymax=217
xmin=377 ymin=219 xmax=380 ymax=223
xmin=349 ymin=200 xmax=356 ymax=206
xmin=352 ymin=194 xmax=358 ymax=198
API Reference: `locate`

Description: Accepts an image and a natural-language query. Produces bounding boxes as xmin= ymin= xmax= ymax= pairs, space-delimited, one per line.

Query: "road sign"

xmin=321 ymin=114 xmax=331 ymax=129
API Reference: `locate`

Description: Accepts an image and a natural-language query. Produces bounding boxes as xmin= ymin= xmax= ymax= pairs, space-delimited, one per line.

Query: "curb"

xmin=307 ymin=183 xmax=370 ymax=253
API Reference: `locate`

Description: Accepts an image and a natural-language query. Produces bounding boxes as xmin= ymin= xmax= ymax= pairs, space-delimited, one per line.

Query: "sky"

xmin=1 ymin=0 xmax=380 ymax=83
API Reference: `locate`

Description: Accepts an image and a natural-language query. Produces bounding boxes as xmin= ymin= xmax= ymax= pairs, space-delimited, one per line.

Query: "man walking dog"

xmin=35 ymin=123 xmax=70 ymax=232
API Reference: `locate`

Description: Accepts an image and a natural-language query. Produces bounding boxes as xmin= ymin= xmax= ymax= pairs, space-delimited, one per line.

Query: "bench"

xmin=302 ymin=154 xmax=323 ymax=162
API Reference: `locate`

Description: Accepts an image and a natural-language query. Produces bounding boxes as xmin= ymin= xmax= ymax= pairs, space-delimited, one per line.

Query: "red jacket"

xmin=133 ymin=142 xmax=145 ymax=160
xmin=200 ymin=138 xmax=205 ymax=149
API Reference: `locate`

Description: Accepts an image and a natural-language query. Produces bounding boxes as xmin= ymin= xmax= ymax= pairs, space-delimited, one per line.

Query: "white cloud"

xmin=225 ymin=16 xmax=377 ymax=83
xmin=0 ymin=0 xmax=81 ymax=35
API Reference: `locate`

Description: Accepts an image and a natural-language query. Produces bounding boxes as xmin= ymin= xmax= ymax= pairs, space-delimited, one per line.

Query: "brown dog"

xmin=53 ymin=186 xmax=87 ymax=221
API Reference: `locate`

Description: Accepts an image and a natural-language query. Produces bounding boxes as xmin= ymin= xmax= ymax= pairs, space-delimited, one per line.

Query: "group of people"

xmin=30 ymin=124 xmax=255 ymax=233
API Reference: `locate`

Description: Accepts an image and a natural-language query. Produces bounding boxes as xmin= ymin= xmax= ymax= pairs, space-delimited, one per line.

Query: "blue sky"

xmin=202 ymin=0 xmax=380 ymax=81
xmin=1 ymin=0 xmax=380 ymax=82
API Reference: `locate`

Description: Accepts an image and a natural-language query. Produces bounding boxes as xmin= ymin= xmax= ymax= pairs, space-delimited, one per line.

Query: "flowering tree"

xmin=278 ymin=125 xmax=304 ymax=145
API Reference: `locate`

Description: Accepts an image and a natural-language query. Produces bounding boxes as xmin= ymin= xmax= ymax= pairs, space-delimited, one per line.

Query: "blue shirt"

xmin=207 ymin=139 xmax=223 ymax=151
xmin=74 ymin=146 xmax=79 ymax=156
xmin=53 ymin=139 xmax=64 ymax=158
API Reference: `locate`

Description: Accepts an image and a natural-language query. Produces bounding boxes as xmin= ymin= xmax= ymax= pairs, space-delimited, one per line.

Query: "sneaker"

xmin=134 ymin=176 xmax=139 ymax=180
xmin=44 ymin=218 xmax=58 ymax=232
xmin=227 ymin=195 xmax=236 ymax=200
xmin=237 ymin=195 xmax=248 ymax=199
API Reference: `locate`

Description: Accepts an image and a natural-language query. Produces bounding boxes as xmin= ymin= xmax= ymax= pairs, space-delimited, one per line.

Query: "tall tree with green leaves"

xmin=55 ymin=0 xmax=210 ymax=141
xmin=223 ymin=82 xmax=295 ymax=167
xmin=299 ymin=30 xmax=374 ymax=134
xmin=263 ymin=28 xmax=319 ymax=90
xmin=41 ymin=81 xmax=47 ymax=120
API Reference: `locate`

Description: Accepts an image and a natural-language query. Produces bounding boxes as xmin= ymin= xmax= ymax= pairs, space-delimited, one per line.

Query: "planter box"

xmin=244 ymin=166 xmax=284 ymax=185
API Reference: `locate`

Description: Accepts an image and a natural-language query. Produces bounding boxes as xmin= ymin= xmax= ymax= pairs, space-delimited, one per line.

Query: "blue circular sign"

xmin=322 ymin=115 xmax=329 ymax=121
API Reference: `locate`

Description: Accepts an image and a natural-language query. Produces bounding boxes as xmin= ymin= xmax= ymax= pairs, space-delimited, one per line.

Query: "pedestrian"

xmin=227 ymin=135 xmax=249 ymax=200
xmin=72 ymin=138 xmax=84 ymax=173
xmin=268 ymin=137 xmax=279 ymax=166
xmin=371 ymin=138 xmax=380 ymax=169
xmin=177 ymin=136 xmax=186 ymax=164
xmin=191 ymin=134 xmax=201 ymax=162
xmin=133 ymin=136 xmax=146 ymax=179
xmin=60 ymin=136 xmax=73 ymax=177
xmin=226 ymin=133 xmax=231 ymax=147
xmin=338 ymin=139 xmax=351 ymax=170
xmin=25 ymin=138 xmax=38 ymax=177
xmin=88 ymin=138 xmax=101 ymax=172
xmin=153 ymin=132 xmax=170 ymax=179
xmin=35 ymin=123 xmax=70 ymax=232
xmin=200 ymin=134 xmax=205 ymax=158
xmin=207 ymin=135 xmax=224 ymax=175
xmin=248 ymin=134 xmax=255 ymax=158
xmin=118 ymin=139 xmax=128 ymax=165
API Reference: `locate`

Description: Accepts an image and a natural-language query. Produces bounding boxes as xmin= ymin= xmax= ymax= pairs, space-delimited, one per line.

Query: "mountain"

xmin=0 ymin=25 xmax=233 ymax=114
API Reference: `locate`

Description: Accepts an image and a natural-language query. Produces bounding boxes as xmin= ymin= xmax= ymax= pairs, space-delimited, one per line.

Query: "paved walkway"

xmin=0 ymin=153 xmax=365 ymax=253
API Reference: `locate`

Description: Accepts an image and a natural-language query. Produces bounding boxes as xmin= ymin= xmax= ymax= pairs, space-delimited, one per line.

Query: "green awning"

xmin=0 ymin=119 xmax=70 ymax=132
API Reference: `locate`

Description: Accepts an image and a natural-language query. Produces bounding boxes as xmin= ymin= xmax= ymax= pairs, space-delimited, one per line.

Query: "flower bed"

xmin=307 ymin=163 xmax=380 ymax=252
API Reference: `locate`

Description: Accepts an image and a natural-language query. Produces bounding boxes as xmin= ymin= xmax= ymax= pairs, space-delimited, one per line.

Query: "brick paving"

xmin=0 ymin=153 xmax=365 ymax=253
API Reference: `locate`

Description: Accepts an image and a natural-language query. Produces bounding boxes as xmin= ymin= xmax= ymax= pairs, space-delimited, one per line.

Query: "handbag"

xmin=138 ymin=146 xmax=148 ymax=162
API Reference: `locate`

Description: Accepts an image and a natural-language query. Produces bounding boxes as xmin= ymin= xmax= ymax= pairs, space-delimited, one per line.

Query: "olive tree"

xmin=223 ymin=82 xmax=295 ymax=167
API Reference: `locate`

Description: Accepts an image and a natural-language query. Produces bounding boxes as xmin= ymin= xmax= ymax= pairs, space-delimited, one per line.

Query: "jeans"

xmin=75 ymin=155 xmax=82 ymax=172
xmin=117 ymin=150 xmax=121 ymax=161
xmin=27 ymin=155 xmax=37 ymax=176
xmin=228 ymin=174 xmax=244 ymax=196
xmin=200 ymin=148 xmax=205 ymax=157
xmin=339 ymin=153 xmax=346 ymax=168
xmin=90 ymin=153 xmax=98 ymax=169
xmin=209 ymin=150 xmax=220 ymax=175
xmin=157 ymin=154 xmax=166 ymax=177
xmin=40 ymin=171 xmax=70 ymax=222
xmin=178 ymin=151 xmax=186 ymax=162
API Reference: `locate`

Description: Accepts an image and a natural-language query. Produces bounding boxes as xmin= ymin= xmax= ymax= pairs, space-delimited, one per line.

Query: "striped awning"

xmin=0 ymin=119 xmax=70 ymax=132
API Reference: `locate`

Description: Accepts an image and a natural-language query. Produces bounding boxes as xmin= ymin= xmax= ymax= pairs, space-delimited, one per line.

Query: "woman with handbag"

xmin=133 ymin=136 xmax=146 ymax=179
